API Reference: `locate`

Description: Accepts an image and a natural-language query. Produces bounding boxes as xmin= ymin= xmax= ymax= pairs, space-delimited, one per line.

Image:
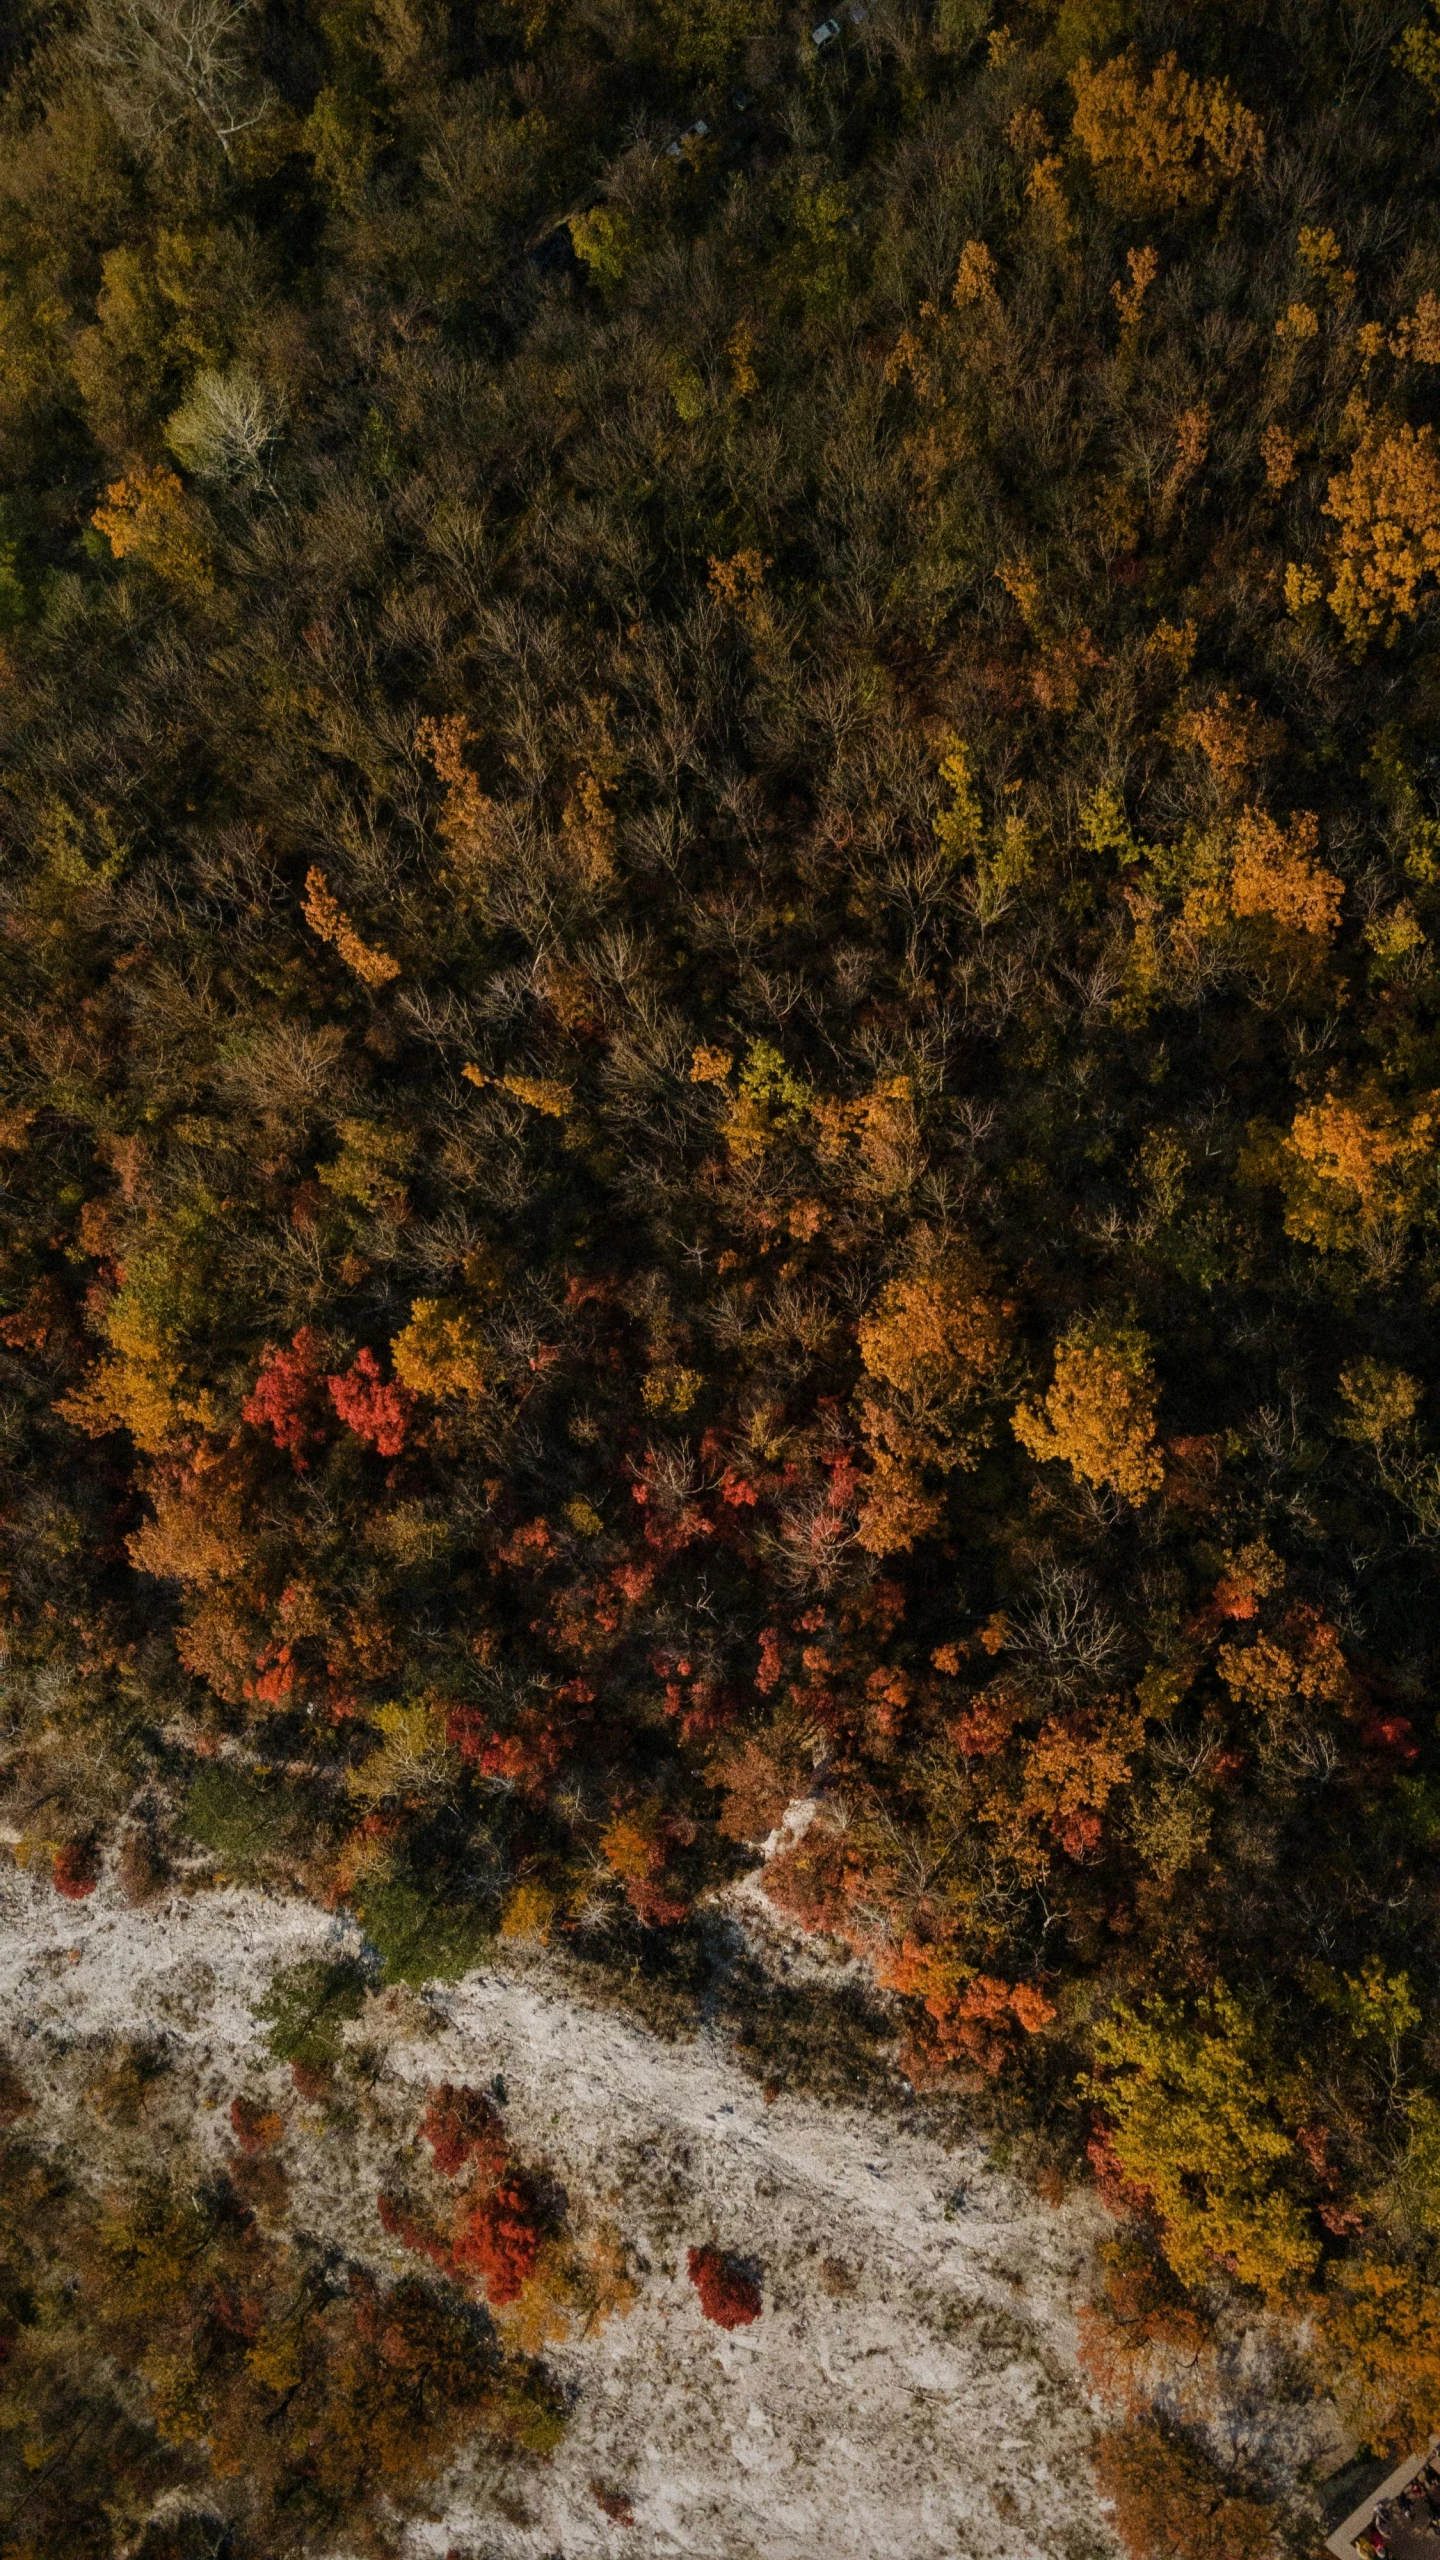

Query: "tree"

xmin=76 ymin=0 xmax=268 ymax=154
xmin=1013 ymin=1320 xmax=1164 ymax=1502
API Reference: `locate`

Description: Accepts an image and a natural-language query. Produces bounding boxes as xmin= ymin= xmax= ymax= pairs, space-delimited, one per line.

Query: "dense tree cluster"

xmin=0 ymin=2046 xmax=563 ymax=2559
xmin=3 ymin=0 xmax=1440 ymax=2540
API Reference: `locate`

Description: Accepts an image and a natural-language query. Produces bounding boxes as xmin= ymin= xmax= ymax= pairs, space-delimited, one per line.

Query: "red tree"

xmin=687 ymin=2246 xmax=762 ymax=2328
xmin=327 ymin=1348 xmax=415 ymax=1456
xmin=242 ymin=1327 xmax=330 ymax=1468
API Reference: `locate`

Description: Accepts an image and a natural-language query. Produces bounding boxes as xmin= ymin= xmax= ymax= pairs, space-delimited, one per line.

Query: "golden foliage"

xmin=1316 ymin=2259 xmax=1440 ymax=2455
xmin=1093 ymin=2419 xmax=1284 ymax=2560
xmin=302 ymin=867 xmax=401 ymax=986
xmin=1013 ymin=1319 xmax=1163 ymax=1501
xmin=1111 ymin=243 xmax=1159 ymax=334
xmin=857 ymin=1261 xmax=1009 ymax=1401
xmin=1324 ymin=423 xmax=1440 ymax=647
xmin=1069 ymin=51 xmax=1264 ymax=215
xmin=1280 ymin=1082 xmax=1436 ymax=1249
xmin=91 ymin=463 xmax=214 ymax=590
xmin=1261 ymin=422 xmax=1296 ymax=492
xmin=416 ymin=712 xmax=504 ymax=871
xmin=1085 ymin=1986 xmax=1318 ymax=2301
xmin=1227 ymin=806 xmax=1340 ymax=937
xmin=391 ymin=1298 xmax=488 ymax=1400
xmin=1391 ymin=290 xmax=1440 ymax=363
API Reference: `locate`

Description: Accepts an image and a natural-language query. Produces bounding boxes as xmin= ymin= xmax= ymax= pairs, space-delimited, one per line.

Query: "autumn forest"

xmin=3 ymin=0 xmax=1440 ymax=2548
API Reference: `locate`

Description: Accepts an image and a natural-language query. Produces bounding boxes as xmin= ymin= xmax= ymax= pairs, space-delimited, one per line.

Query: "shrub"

xmin=687 ymin=2245 xmax=762 ymax=2328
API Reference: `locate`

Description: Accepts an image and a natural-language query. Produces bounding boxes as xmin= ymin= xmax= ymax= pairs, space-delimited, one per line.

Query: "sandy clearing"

xmin=0 ymin=1864 xmax=1113 ymax=2560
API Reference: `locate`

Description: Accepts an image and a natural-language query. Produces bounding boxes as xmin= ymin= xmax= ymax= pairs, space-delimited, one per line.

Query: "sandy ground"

xmin=0 ymin=1862 xmax=1114 ymax=2560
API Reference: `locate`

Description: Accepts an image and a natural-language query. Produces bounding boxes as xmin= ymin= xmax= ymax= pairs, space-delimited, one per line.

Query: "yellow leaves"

xmin=416 ymin=713 xmax=503 ymax=874
xmin=1391 ymin=290 xmax=1440 ymax=363
xmin=1277 ymin=1082 xmax=1437 ymax=1250
xmin=60 ymin=1276 xmax=219 ymax=1456
xmin=1317 ymin=2259 xmax=1440 ymax=2456
xmin=1013 ymin=1318 xmax=1163 ymax=1503
xmin=1295 ymin=222 xmax=1346 ymax=289
xmin=1227 ymin=806 xmax=1341 ymax=938
xmin=463 ymin=1067 xmax=573 ymax=1117
xmin=1324 ymin=422 xmax=1440 ymax=648
xmin=1110 ymin=243 xmax=1158 ymax=334
xmin=567 ymin=204 xmax=636 ymax=292
xmin=347 ymin=1700 xmax=455 ymax=1808
xmin=858 ymin=1263 xmax=1009 ymax=1403
xmin=1284 ymin=560 xmax=1324 ymax=615
xmin=391 ymin=1301 xmax=487 ymax=1403
xmin=318 ymin=1115 xmax=413 ymax=1210
xmin=932 ymin=737 xmax=984 ymax=863
xmin=499 ymin=1878 xmax=561 ymax=1941
xmin=1339 ymin=1358 xmax=1421 ymax=1445
xmin=1261 ymin=422 xmax=1297 ymax=492
xmin=91 ymin=463 xmax=213 ymax=591
xmin=1069 ymin=50 xmax=1264 ymax=217
xmin=561 ymin=768 xmax=617 ymax=887
xmin=952 ymin=238 xmax=999 ymax=308
xmin=726 ymin=319 xmax=758 ymax=400
xmin=1274 ymin=299 xmax=1319 ymax=344
xmin=1085 ymin=1986 xmax=1319 ymax=2303
xmin=641 ymin=1365 xmax=702 ymax=1416
xmin=302 ymin=868 xmax=400 ymax=987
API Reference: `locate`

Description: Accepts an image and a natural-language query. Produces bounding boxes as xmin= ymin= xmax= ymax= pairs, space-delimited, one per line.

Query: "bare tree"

xmin=77 ymin=0 xmax=269 ymax=154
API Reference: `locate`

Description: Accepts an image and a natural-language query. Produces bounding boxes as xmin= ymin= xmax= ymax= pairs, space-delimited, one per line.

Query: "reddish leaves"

xmin=327 ymin=1347 xmax=416 ymax=1456
xmin=420 ymin=2083 xmax=507 ymax=2180
xmin=243 ymin=1327 xmax=330 ymax=1469
xmin=687 ymin=2245 xmax=762 ymax=2329
xmin=52 ymin=1841 xmax=98 ymax=1899
xmin=451 ymin=2172 xmax=543 ymax=2306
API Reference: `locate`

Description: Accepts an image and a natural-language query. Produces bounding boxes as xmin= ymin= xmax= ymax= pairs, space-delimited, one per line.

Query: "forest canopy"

xmin=3 ymin=0 xmax=1440 ymax=2543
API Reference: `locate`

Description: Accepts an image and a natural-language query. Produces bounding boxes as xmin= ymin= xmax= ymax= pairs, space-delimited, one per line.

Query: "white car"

xmin=811 ymin=18 xmax=840 ymax=44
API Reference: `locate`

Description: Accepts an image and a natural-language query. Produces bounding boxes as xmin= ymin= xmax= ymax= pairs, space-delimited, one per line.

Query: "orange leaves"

xmin=857 ymin=1261 xmax=1008 ymax=1402
xmin=599 ymin=1800 xmax=693 ymax=1926
xmin=91 ymin=464 xmax=214 ymax=591
xmin=416 ymin=713 xmax=503 ymax=872
xmin=302 ymin=867 xmax=400 ymax=987
xmin=1227 ymin=806 xmax=1340 ymax=938
xmin=1069 ymin=51 xmax=1264 ymax=216
xmin=1324 ymin=422 xmax=1440 ymax=648
xmin=1013 ymin=1319 xmax=1163 ymax=1503
xmin=855 ymin=1252 xmax=1010 ymax=1553
xmin=1273 ymin=1081 xmax=1438 ymax=1250
xmin=1017 ymin=1706 xmax=1142 ymax=1861
xmin=876 ymin=1940 xmax=1055 ymax=2076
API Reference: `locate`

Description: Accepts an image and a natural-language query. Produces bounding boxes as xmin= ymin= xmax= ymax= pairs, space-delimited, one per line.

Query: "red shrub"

xmin=451 ymin=2171 xmax=542 ymax=2305
xmin=420 ymin=2082 xmax=507 ymax=2180
xmin=52 ymin=1841 xmax=98 ymax=1899
xmin=327 ymin=1347 xmax=416 ymax=1456
xmin=242 ymin=1327 xmax=330 ymax=1468
xmin=687 ymin=2245 xmax=762 ymax=2329
xmin=230 ymin=2095 xmax=284 ymax=2154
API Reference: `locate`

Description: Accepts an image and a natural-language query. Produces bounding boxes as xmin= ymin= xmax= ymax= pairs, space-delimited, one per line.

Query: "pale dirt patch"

xmin=0 ymin=1863 xmax=1113 ymax=2560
